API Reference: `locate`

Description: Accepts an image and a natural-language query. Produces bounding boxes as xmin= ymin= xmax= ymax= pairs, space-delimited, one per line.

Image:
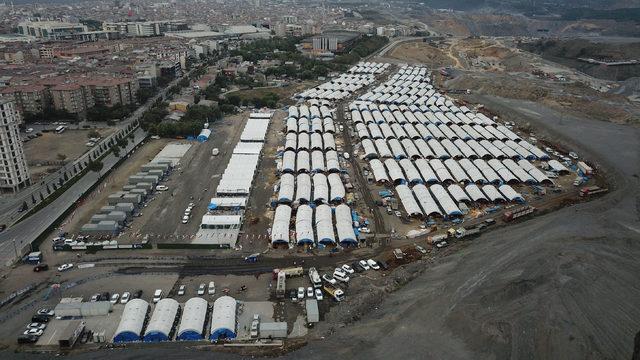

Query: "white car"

xmin=27 ymin=323 xmax=46 ymax=330
xmin=36 ymin=309 xmax=54 ymax=317
xmin=178 ymin=285 xmax=186 ymax=296
xmin=307 ymin=286 xmax=314 ymax=298
xmin=120 ymin=292 xmax=131 ymax=304
xmin=181 ymin=215 xmax=189 ymax=224
xmin=197 ymin=283 xmax=206 ymax=295
xmin=297 ymin=287 xmax=305 ymax=299
xmin=322 ymin=274 xmax=337 ymax=285
xmin=25 ymin=128 xmax=34 ymax=133
xmin=208 ymin=281 xmax=215 ymax=295
xmin=156 ymin=185 xmax=169 ymax=191
xmin=184 ymin=208 xmax=192 ymax=216
xmin=57 ymin=263 xmax=73 ymax=272
xmin=315 ymin=289 xmax=323 ymax=301
xmin=367 ymin=259 xmax=380 ymax=270
xmin=110 ymin=293 xmax=120 ymax=304
xmin=341 ymin=264 xmax=354 ymax=274
xmin=569 ymin=151 xmax=578 ymax=159
xmin=333 ymin=271 xmax=350 ymax=283
xmin=152 ymin=289 xmax=163 ymax=303
xmin=23 ymin=329 xmax=43 ymax=337
xmin=358 ymin=260 xmax=370 ymax=271
xmin=360 ymin=227 xmax=371 ymax=233
xmin=343 ymin=152 xmax=350 ymax=159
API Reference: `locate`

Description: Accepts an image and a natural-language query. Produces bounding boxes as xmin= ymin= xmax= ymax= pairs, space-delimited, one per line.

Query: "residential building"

xmin=51 ymin=83 xmax=94 ymax=115
xmin=0 ymin=99 xmax=30 ymax=193
xmin=0 ymin=85 xmax=47 ymax=114
xmin=84 ymin=78 xmax=139 ymax=107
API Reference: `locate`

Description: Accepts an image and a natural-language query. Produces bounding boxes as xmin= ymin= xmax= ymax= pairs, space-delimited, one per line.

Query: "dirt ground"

xmin=231 ymin=81 xmax=318 ymax=106
xmin=388 ymin=41 xmax=457 ymax=68
xmin=23 ymin=128 xmax=116 ymax=180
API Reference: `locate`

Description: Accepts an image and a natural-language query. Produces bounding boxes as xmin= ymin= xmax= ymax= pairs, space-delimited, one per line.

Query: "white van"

xmin=208 ymin=281 xmax=215 ymax=295
xmin=153 ymin=289 xmax=163 ymax=303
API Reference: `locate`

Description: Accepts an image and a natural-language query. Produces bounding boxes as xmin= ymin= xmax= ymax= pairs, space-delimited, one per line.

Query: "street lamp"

xmin=12 ymin=238 xmax=18 ymax=259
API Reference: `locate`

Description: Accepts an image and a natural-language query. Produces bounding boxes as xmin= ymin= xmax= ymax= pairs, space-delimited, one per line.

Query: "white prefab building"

xmin=458 ymin=159 xmax=486 ymax=184
xmin=210 ymin=296 xmax=237 ymax=340
xmin=315 ymin=204 xmax=335 ymax=245
xmin=240 ymin=117 xmax=271 ymax=142
xmin=113 ymin=299 xmax=149 ymax=343
xmin=396 ymin=184 xmax=423 ymax=217
xmin=374 ymin=139 xmax=393 ymax=158
xmin=412 ymin=184 xmax=442 ymax=217
xmin=282 ymin=151 xmax=296 ymax=173
xmin=414 ymin=158 xmax=438 ymax=183
xmin=328 ymin=173 xmax=345 ymax=203
xmin=384 ymin=159 xmax=406 ymax=185
xmin=312 ymin=173 xmax=329 ymax=204
xmin=465 ymin=184 xmax=489 ymax=202
xmin=271 ymin=205 xmax=292 ymax=246
xmin=399 ymin=159 xmax=423 ymax=185
xmin=278 ymin=174 xmax=295 ymax=203
xmin=296 ymin=151 xmax=310 ymax=173
xmin=499 ymin=184 xmax=525 ymax=203
xmin=482 ymin=184 xmax=506 ymax=203
xmin=369 ymin=159 xmax=389 ymax=183
xmin=295 ymin=174 xmax=312 ymax=203
xmin=177 ymin=297 xmax=208 ymax=341
xmin=325 ymin=151 xmax=340 ymax=173
xmin=216 ymin=154 xmax=260 ymax=195
xmin=144 ymin=298 xmax=180 ymax=342
xmin=447 ymin=184 xmax=471 ymax=203
xmin=362 ymin=139 xmax=378 ymax=159
xmin=296 ymin=205 xmax=314 ymax=245
xmin=335 ymin=204 xmax=357 ymax=246
xmin=430 ymin=184 xmax=462 ymax=217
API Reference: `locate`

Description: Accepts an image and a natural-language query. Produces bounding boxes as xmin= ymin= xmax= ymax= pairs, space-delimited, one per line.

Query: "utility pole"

xmin=12 ymin=238 xmax=18 ymax=259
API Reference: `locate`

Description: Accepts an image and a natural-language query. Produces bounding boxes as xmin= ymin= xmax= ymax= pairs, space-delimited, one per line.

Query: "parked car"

xmin=181 ymin=215 xmax=189 ymax=224
xmin=23 ymin=329 xmax=43 ymax=337
xmin=322 ymin=274 xmax=337 ymax=285
xmin=415 ymin=245 xmax=427 ymax=254
xmin=110 ymin=293 xmax=120 ymax=304
xmin=197 ymin=283 xmax=206 ymax=295
xmin=377 ymin=260 xmax=390 ymax=270
xmin=36 ymin=309 xmax=54 ymax=317
xmin=569 ymin=151 xmax=578 ymax=159
xmin=333 ymin=270 xmax=350 ymax=283
xmin=90 ymin=294 xmax=100 ymax=302
xmin=358 ymin=260 xmax=370 ymax=271
xmin=26 ymin=323 xmax=46 ymax=331
xmin=177 ymin=285 xmax=186 ymax=296
xmin=341 ymin=264 xmax=354 ymax=274
xmin=315 ymin=288 xmax=324 ymax=301
xmin=57 ymin=263 xmax=73 ymax=272
xmin=31 ymin=315 xmax=49 ymax=323
xmin=297 ymin=287 xmax=305 ymax=299
xmin=17 ymin=334 xmax=39 ymax=344
xmin=33 ymin=264 xmax=49 ymax=272
xmin=155 ymin=185 xmax=169 ymax=191
xmin=307 ymin=286 xmax=314 ymax=298
xmin=367 ymin=259 xmax=380 ymax=270
xmin=208 ymin=281 xmax=216 ymax=295
xmin=152 ymin=289 xmax=163 ymax=303
xmin=133 ymin=290 xmax=143 ymax=299
xmin=99 ymin=292 xmax=110 ymax=301
xmin=120 ymin=292 xmax=131 ymax=304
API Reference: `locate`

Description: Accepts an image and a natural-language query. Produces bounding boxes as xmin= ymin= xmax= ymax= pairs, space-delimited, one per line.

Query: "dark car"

xmin=484 ymin=218 xmax=496 ymax=226
xmin=31 ymin=314 xmax=49 ymax=323
xmin=33 ymin=264 xmax=49 ymax=272
xmin=17 ymin=334 xmax=39 ymax=344
xmin=133 ymin=290 xmax=143 ymax=299
xmin=99 ymin=292 xmax=110 ymax=301
xmin=352 ymin=261 xmax=363 ymax=272
xmin=377 ymin=260 xmax=389 ymax=270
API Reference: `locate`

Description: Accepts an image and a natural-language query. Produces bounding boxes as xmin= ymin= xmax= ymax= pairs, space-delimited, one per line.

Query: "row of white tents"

xmin=359 ymin=136 xmax=547 ymax=161
xmin=369 ymin=157 xmax=552 ymax=186
xmin=350 ymin=102 xmax=496 ymax=127
xmin=284 ymin=132 xmax=337 ymax=152
xmin=395 ymin=182 xmax=525 ymax=218
xmin=296 ymin=73 xmax=377 ymax=102
xmin=271 ymin=204 xmax=357 ymax=246
xmin=281 ymin=150 xmax=341 ymax=174
xmin=288 ymin=104 xmax=333 ymax=120
xmin=277 ymin=172 xmax=346 ymax=204
xmin=286 ymin=116 xmax=336 ymax=134
xmin=347 ymin=61 xmax=390 ymax=75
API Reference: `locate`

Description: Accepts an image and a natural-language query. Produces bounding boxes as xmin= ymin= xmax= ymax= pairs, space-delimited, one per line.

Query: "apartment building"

xmin=0 ymin=99 xmax=30 ymax=193
xmin=0 ymin=85 xmax=47 ymax=114
xmin=85 ymin=78 xmax=139 ymax=107
xmin=50 ymin=83 xmax=94 ymax=115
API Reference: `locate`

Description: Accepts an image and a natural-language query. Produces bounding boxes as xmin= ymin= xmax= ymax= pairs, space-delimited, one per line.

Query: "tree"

xmin=87 ymin=160 xmax=104 ymax=173
xmin=87 ymin=130 xmax=101 ymax=139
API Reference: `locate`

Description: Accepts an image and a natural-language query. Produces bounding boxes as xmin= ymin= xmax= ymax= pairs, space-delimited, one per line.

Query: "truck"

xmin=308 ymin=267 xmax=322 ymax=288
xmin=427 ymin=233 xmax=448 ymax=244
xmin=393 ymin=248 xmax=404 ymax=259
xmin=275 ymin=271 xmax=286 ymax=299
xmin=272 ymin=266 xmax=303 ymax=280
xmin=322 ymin=285 xmax=345 ymax=302
xmin=454 ymin=227 xmax=481 ymax=239
xmin=577 ymin=161 xmax=593 ymax=176
xmin=502 ymin=206 xmax=536 ymax=222
xmin=579 ymin=186 xmax=608 ymax=197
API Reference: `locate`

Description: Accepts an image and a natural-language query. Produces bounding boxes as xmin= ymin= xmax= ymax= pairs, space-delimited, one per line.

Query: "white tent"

xmin=430 ymin=184 xmax=462 ymax=216
xmin=384 ymin=158 xmax=406 ymax=185
xmin=395 ymin=184 xmax=423 ymax=217
xmin=399 ymin=158 xmax=423 ymax=185
xmin=482 ymin=184 xmax=506 ymax=203
xmin=295 ymin=173 xmax=311 ymax=203
xmin=315 ymin=204 xmax=335 ymax=245
xmin=278 ymin=173 xmax=295 ymax=203
xmin=499 ymin=184 xmax=525 ymax=203
xmin=328 ymin=173 xmax=346 ymax=203
xmin=412 ymin=184 xmax=442 ymax=217
xmin=295 ymin=205 xmax=314 ymax=245
xmin=447 ymin=184 xmax=471 ymax=203
xmin=271 ymin=205 xmax=292 ymax=246
xmin=465 ymin=183 xmax=489 ymax=202
xmin=369 ymin=159 xmax=389 ymax=183
xmin=312 ymin=173 xmax=329 ymax=203
xmin=335 ymin=204 xmax=357 ymax=246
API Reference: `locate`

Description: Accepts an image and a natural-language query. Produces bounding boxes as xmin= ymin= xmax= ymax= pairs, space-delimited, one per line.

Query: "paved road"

xmin=0 ymin=129 xmax=147 ymax=266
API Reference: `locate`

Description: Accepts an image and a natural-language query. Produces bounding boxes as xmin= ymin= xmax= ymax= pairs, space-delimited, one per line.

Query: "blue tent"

xmin=143 ymin=331 xmax=170 ymax=342
xmin=177 ymin=330 xmax=203 ymax=341
xmin=210 ymin=327 xmax=236 ymax=340
xmin=113 ymin=331 xmax=141 ymax=343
